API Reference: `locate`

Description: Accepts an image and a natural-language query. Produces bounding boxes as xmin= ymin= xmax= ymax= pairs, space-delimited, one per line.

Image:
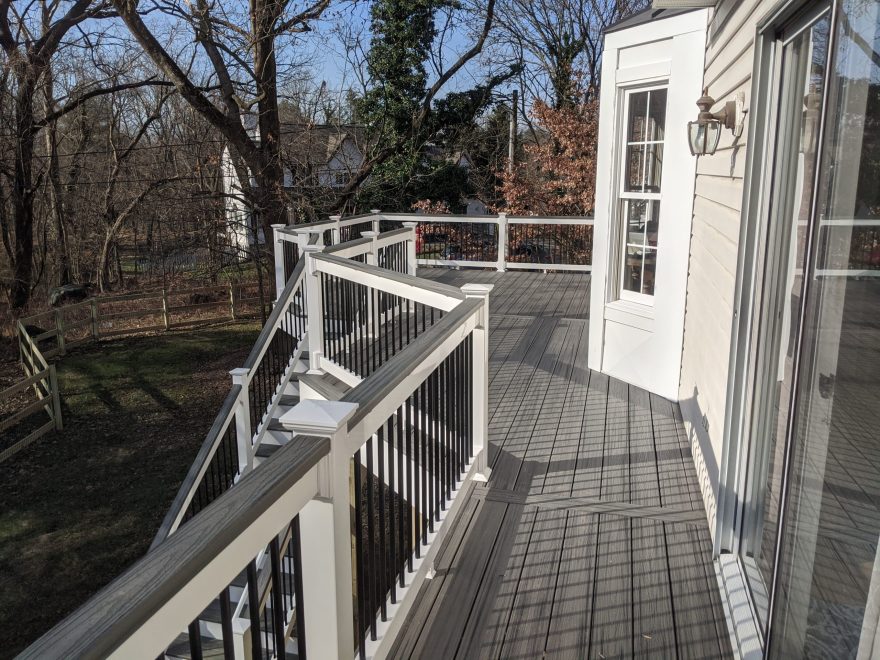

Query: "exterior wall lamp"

xmin=687 ymin=89 xmax=747 ymax=156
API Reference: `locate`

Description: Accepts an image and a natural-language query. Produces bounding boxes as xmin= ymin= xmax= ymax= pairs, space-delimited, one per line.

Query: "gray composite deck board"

xmin=388 ymin=269 xmax=732 ymax=659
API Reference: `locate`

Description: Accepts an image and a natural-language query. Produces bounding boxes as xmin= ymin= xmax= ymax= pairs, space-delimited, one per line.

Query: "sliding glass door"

xmin=737 ymin=1 xmax=880 ymax=657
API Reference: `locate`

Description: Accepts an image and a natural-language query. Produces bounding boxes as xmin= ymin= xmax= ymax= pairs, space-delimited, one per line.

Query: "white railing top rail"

xmin=313 ymin=252 xmax=465 ymax=311
xmin=23 ymin=435 xmax=330 ymax=660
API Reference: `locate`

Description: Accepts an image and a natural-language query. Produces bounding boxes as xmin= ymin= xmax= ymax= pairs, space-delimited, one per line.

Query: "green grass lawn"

xmin=0 ymin=321 xmax=260 ymax=657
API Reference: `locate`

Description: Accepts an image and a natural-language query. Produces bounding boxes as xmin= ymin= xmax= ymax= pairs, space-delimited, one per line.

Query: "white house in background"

xmin=221 ymin=124 xmax=365 ymax=254
xmin=591 ymin=2 xmax=880 ymax=657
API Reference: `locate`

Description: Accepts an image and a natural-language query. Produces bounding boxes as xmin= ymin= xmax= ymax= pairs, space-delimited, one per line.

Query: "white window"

xmin=618 ymin=86 xmax=667 ymax=302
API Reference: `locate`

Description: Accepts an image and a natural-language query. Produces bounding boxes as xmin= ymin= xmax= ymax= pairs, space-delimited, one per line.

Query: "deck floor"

xmin=390 ymin=268 xmax=732 ymax=659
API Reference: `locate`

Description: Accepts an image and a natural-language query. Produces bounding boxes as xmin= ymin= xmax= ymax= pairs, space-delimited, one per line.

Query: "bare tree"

xmin=494 ymin=0 xmax=648 ymax=108
xmin=0 ymin=0 xmax=173 ymax=312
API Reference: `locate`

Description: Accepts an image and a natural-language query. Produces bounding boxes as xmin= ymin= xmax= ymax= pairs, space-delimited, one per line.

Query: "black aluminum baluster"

xmin=270 ymin=537 xmax=286 ymax=657
xmin=404 ymin=393 xmax=419 ymax=571
xmin=220 ymin=586 xmax=234 ymax=659
xmin=187 ymin=620 xmax=203 ymax=660
xmin=366 ymin=436 xmax=377 ymax=640
xmin=292 ymin=517 xmax=307 ymax=660
xmin=396 ymin=405 xmax=405 ymax=587
xmin=387 ymin=414 xmax=397 ymax=602
xmin=247 ymin=560 xmax=262 ymax=660
xmin=378 ymin=424 xmax=388 ymax=617
xmin=353 ymin=452 xmax=366 ymax=657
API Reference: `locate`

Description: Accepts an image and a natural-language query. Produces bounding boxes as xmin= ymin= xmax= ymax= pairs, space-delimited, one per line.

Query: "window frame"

xmin=616 ymin=84 xmax=669 ymax=305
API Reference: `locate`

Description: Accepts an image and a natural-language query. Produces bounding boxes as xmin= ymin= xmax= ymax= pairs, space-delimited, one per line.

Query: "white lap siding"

xmin=678 ymin=0 xmax=766 ymax=539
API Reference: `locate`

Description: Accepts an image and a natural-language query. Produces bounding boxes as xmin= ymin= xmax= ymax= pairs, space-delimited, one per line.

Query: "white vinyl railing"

xmin=24 ymin=218 xmax=489 ymax=660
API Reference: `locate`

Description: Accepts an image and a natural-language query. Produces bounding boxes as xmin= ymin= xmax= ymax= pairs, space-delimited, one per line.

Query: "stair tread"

xmin=256 ymin=443 xmax=282 ymax=458
xmin=166 ymin=633 xmax=226 ymax=659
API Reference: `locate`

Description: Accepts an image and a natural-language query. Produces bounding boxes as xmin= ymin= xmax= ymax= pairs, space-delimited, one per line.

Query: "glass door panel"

xmin=738 ymin=8 xmax=831 ymax=633
xmin=769 ymin=2 xmax=880 ymax=657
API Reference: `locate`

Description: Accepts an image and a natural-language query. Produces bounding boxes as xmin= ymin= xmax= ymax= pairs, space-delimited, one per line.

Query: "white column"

xmin=279 ymin=399 xmax=360 ymax=660
xmin=461 ymin=283 xmax=492 ymax=480
xmin=370 ymin=208 xmax=381 ymax=233
xmin=329 ymin=214 xmax=342 ymax=245
xmin=271 ymin=224 xmax=286 ymax=301
xmin=303 ymin=243 xmax=325 ymax=371
xmin=361 ymin=230 xmax=379 ymax=266
xmin=403 ymin=221 xmax=418 ymax=276
xmin=229 ymin=367 xmax=254 ymax=474
xmin=496 ymin=213 xmax=508 ymax=272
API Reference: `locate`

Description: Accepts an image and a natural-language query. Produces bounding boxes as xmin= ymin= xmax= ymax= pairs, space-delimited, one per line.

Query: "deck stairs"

xmin=165 ymin=339 xmax=355 ymax=659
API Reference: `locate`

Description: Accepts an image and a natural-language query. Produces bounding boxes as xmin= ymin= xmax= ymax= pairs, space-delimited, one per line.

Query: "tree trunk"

xmin=9 ymin=75 xmax=38 ymax=313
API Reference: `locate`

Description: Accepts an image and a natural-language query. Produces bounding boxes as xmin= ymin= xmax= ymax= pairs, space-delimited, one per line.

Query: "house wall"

xmin=589 ymin=10 xmax=708 ymax=402
xmin=678 ymin=0 xmax=766 ymax=537
xmin=317 ymin=138 xmax=363 ymax=188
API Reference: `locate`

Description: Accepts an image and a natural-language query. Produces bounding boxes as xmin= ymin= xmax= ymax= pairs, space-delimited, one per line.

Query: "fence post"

xmin=461 ymin=283 xmax=493 ymax=480
xmin=48 ymin=364 xmax=63 ymax=431
xmin=90 ymin=299 xmax=99 ymax=340
xmin=302 ymin=240 xmax=325 ymax=370
xmin=403 ymin=222 xmax=418 ymax=276
xmin=271 ymin=224 xmax=286 ymax=301
xmin=370 ymin=208 xmax=381 ymax=233
xmin=281 ymin=399 xmax=359 ymax=660
xmin=329 ymin=214 xmax=341 ymax=246
xmin=230 ymin=368 xmax=254 ymax=474
xmin=161 ymin=289 xmax=170 ymax=330
xmin=229 ymin=283 xmax=237 ymax=320
xmin=54 ymin=309 xmax=66 ymax=356
xmin=496 ymin=212 xmax=508 ymax=272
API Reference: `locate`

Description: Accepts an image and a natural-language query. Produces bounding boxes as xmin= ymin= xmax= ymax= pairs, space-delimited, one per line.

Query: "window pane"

xmin=647 ymin=202 xmax=660 ymax=247
xmin=645 ymin=144 xmax=664 ymax=192
xmin=628 ymin=91 xmax=648 ymax=142
xmin=642 ymin=248 xmax=657 ymax=295
xmin=648 ymin=89 xmax=667 ymax=141
xmin=623 ymin=246 xmax=644 ymax=293
xmin=625 ymin=145 xmax=645 ymax=191
xmin=626 ymin=200 xmax=648 ymax=245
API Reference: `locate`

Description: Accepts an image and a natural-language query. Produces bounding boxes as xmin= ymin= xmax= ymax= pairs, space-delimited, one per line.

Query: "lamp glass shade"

xmin=687 ymin=120 xmax=722 ymax=156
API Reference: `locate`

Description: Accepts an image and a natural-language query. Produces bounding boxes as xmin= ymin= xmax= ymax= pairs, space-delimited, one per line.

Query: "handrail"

xmin=22 ymin=435 xmax=329 ymax=660
xmin=150 ymin=384 xmax=243 ymax=549
xmin=242 ymin=259 xmax=306 ymax=370
xmin=313 ymin=253 xmax=465 ymax=310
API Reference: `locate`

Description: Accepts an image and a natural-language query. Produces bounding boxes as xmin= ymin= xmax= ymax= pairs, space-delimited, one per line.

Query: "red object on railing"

xmin=416 ymin=225 xmax=423 ymax=254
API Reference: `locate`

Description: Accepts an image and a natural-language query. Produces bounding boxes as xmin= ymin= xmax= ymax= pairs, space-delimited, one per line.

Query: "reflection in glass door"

xmin=738 ymin=6 xmax=831 ymax=633
xmin=768 ymin=1 xmax=880 ymax=657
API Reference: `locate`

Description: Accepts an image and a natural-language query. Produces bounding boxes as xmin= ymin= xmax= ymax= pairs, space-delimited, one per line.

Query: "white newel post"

xmin=461 ymin=283 xmax=492 ymax=480
xmin=496 ymin=213 xmax=508 ymax=272
xmin=302 ymin=242 xmax=325 ymax=371
xmin=370 ymin=209 xmax=381 ymax=233
xmin=329 ymin=214 xmax=342 ymax=245
xmin=229 ymin=368 xmax=254 ymax=473
xmin=402 ymin=222 xmax=418 ymax=276
xmin=362 ymin=230 xmax=379 ymax=266
xmin=279 ymin=399 xmax=359 ymax=660
xmin=271 ymin=224 xmax=286 ymax=301
xmin=362 ymin=230 xmax=378 ymax=338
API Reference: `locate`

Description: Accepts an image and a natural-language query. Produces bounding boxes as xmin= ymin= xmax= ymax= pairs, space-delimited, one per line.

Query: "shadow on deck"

xmin=390 ymin=268 xmax=732 ymax=659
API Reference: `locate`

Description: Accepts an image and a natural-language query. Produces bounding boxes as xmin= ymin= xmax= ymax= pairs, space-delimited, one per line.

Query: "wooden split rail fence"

xmin=1 ymin=282 xmax=265 ymax=464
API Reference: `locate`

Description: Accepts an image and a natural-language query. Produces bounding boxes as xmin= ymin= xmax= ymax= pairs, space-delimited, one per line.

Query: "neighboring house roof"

xmin=603 ymin=6 xmax=702 ymax=34
xmin=280 ymin=124 xmax=365 ymax=170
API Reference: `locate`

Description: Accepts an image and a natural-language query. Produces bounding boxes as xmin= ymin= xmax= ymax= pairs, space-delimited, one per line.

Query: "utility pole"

xmin=508 ymin=88 xmax=518 ymax=173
